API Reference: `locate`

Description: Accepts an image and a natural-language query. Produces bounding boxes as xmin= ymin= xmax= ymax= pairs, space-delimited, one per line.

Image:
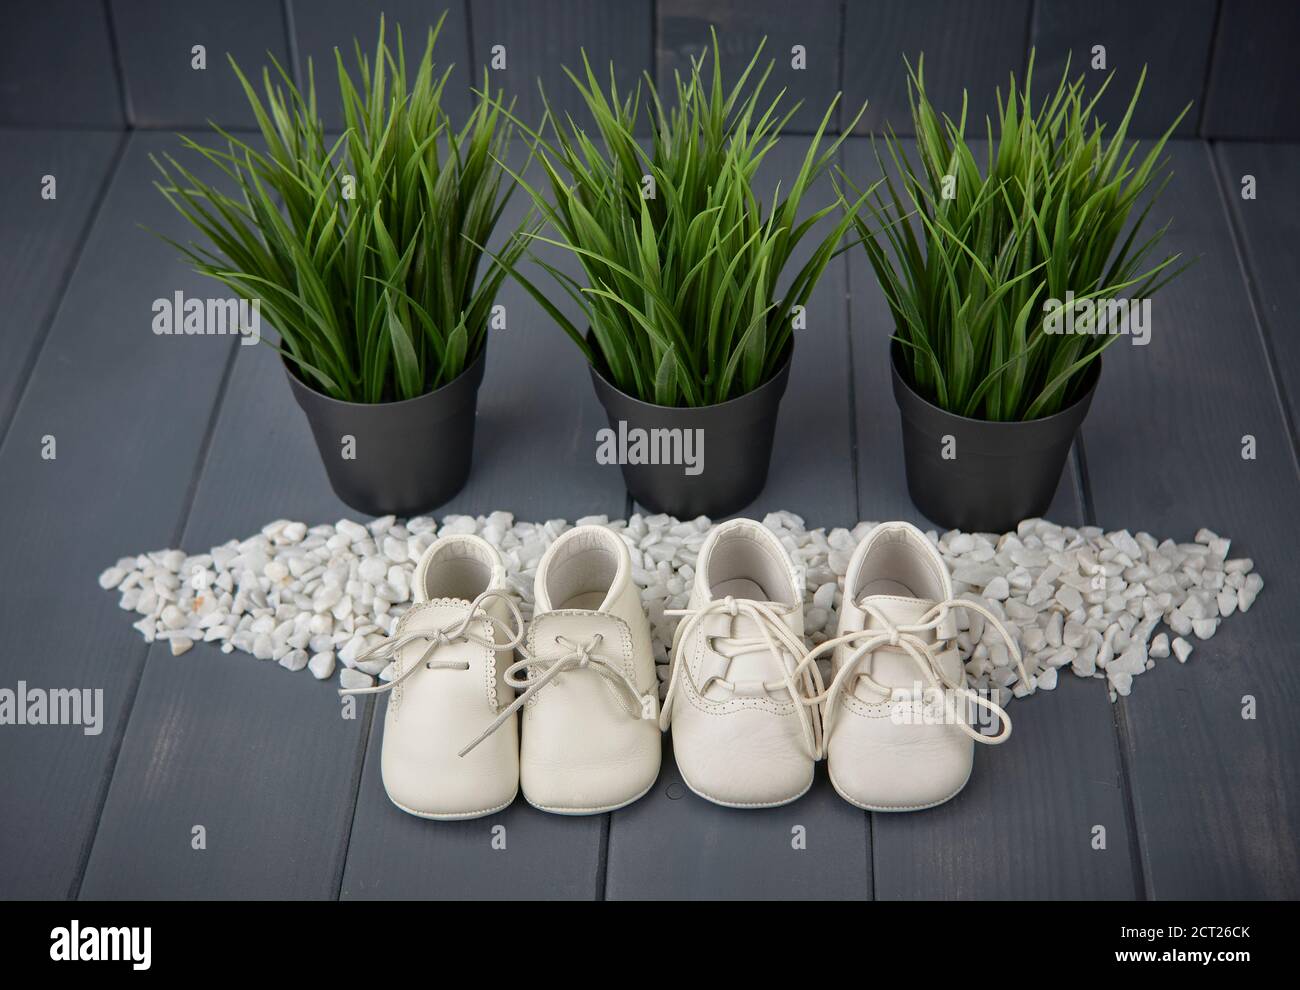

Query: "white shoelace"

xmin=336 ymin=590 xmax=527 ymax=698
xmin=660 ymin=596 xmax=826 ymax=761
xmin=340 ymin=590 xmax=1025 ymax=765
xmin=458 ymin=632 xmax=657 ymax=757
xmin=340 ymin=588 xmax=655 ymax=758
xmin=803 ymin=597 xmax=1030 ymax=754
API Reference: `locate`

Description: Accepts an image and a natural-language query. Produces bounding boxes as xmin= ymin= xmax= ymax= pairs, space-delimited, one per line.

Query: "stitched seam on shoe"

xmin=391 ymin=599 xmax=494 ymax=713
xmin=842 ymin=692 xmax=895 ymax=718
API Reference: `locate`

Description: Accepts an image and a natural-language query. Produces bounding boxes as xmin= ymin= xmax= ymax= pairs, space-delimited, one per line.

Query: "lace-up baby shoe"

xmin=661 ymin=519 xmax=824 ymax=808
xmin=464 ymin=524 xmax=661 ymax=814
xmin=340 ymin=534 xmax=525 ymax=820
xmin=805 ymin=521 xmax=1028 ymax=812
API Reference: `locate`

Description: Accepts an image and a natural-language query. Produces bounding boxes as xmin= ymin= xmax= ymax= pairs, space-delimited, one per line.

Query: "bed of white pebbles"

xmin=98 ymin=511 xmax=1263 ymax=704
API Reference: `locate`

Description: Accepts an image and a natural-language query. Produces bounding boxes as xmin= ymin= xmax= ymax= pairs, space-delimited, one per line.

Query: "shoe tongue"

xmin=857 ymin=595 xmax=936 ymax=639
xmin=701 ymin=602 xmax=800 ymax=701
xmin=852 ymin=595 xmax=939 ymax=699
xmin=527 ymin=610 xmax=629 ymax=662
xmin=389 ymin=599 xmax=487 ymax=682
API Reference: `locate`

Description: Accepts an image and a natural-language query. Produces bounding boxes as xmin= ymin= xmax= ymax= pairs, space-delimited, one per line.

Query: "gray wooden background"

xmin=2 ymin=1 xmax=1298 ymax=138
xmin=0 ymin=1 xmax=1297 ymax=901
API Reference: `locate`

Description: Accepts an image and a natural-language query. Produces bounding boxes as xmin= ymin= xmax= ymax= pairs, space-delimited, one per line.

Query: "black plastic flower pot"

xmin=889 ymin=340 xmax=1100 ymax=533
xmin=588 ymin=339 xmax=793 ymax=518
xmin=285 ymin=345 xmax=487 ymax=517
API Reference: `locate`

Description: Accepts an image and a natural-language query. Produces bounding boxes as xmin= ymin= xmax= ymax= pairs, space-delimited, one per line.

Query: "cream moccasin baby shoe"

xmin=661 ymin=518 xmax=824 ymax=809
xmin=465 ymin=524 xmax=661 ymax=814
xmin=806 ymin=521 xmax=1028 ymax=812
xmin=340 ymin=533 xmax=524 ymax=820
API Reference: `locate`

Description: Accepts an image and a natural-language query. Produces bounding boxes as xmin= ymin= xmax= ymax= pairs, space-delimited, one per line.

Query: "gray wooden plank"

xmin=288 ymin=0 xmax=473 ymax=131
xmin=0 ymin=0 xmax=123 ymax=126
xmin=606 ymin=741 xmax=868 ymax=899
xmin=872 ymin=677 xmax=1138 ymax=899
xmin=656 ymin=0 xmax=844 ymax=134
xmin=842 ymin=0 xmax=1032 ymax=136
xmin=1201 ymin=1 xmax=1300 ymax=139
xmin=1080 ymin=141 xmax=1300 ymax=898
xmin=0 ymin=131 xmax=237 ymax=898
xmin=737 ymin=140 xmax=857 ymax=529
xmin=338 ymin=143 xmax=625 ymax=899
xmin=109 ymin=0 xmax=291 ymax=128
xmin=1215 ymin=142 xmax=1300 ymax=433
xmin=84 ymin=132 xmax=622 ymax=899
xmin=469 ymin=0 xmax=654 ymax=136
xmin=441 ymin=142 xmax=634 ymax=521
xmin=612 ymin=137 xmax=870 ymax=898
xmin=78 ymin=342 xmax=370 ymax=899
xmin=843 ymin=136 xmax=1139 ymax=899
xmin=344 ymin=718 xmax=605 ymax=899
xmin=1032 ymin=0 xmax=1216 ymax=137
xmin=0 ymin=130 xmax=122 ymax=429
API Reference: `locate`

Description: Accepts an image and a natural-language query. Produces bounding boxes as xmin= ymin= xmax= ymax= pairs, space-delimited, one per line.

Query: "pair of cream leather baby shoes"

xmin=661 ymin=518 xmax=1029 ymax=812
xmin=342 ymin=525 xmax=661 ymax=819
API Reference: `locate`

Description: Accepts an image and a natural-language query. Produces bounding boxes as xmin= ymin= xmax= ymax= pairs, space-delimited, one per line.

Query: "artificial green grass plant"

xmin=850 ymin=54 xmax=1189 ymax=421
xmin=500 ymin=32 xmax=867 ymax=407
xmin=151 ymin=15 xmax=528 ymax=403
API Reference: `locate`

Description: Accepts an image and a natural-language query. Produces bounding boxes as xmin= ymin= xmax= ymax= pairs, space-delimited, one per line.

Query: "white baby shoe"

xmin=661 ymin=518 xmax=823 ymax=808
xmin=340 ymin=533 xmax=524 ymax=820
xmin=466 ymin=524 xmax=661 ymax=814
xmin=808 ymin=521 xmax=1027 ymax=812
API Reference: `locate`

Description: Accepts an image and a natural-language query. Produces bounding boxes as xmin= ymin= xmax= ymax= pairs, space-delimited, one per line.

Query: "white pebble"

xmin=97 ymin=513 xmax=1260 ymax=705
xmin=1192 ymin=618 xmax=1218 ymax=640
xmin=813 ymin=582 xmax=836 ymax=610
xmin=308 ymin=651 xmax=336 ymax=680
xmin=336 ymin=519 xmax=368 ymax=543
xmin=279 ymin=649 xmax=309 ymax=672
xmin=339 ymin=669 xmax=374 ymax=690
xmin=98 ymin=566 xmax=126 ymax=590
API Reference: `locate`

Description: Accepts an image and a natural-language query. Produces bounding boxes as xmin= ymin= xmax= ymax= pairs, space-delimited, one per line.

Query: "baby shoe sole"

xmin=386 ymin=787 xmax=518 ymax=821
xmin=827 ymin=764 xmax=972 ymax=813
xmin=523 ymin=776 xmax=659 ymax=816
xmin=677 ymin=766 xmax=813 ymax=810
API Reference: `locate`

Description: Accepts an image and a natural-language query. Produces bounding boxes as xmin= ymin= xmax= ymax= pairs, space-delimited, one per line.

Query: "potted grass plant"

xmin=150 ymin=16 xmax=530 ymax=515
xmin=499 ymin=32 xmax=867 ymax=517
xmin=848 ymin=54 xmax=1189 ymax=532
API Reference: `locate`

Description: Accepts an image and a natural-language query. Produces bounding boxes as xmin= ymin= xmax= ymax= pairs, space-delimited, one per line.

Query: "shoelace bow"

xmin=661 ymin=596 xmax=826 ymax=761
xmin=802 ymin=597 xmax=1030 ymax=753
xmin=337 ymin=589 xmax=527 ymax=700
xmin=339 ymin=588 xmax=655 ymax=759
xmin=458 ymin=631 xmax=656 ymax=757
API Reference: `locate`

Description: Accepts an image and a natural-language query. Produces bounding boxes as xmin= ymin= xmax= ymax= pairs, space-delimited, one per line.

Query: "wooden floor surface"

xmin=0 ymin=131 xmax=1295 ymax=900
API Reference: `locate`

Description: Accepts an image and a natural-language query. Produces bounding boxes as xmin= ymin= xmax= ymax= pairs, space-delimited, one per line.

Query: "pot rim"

xmin=586 ymin=333 xmax=795 ymax=415
xmin=282 ymin=341 xmax=487 ymax=411
xmin=889 ymin=337 xmax=1101 ymax=429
